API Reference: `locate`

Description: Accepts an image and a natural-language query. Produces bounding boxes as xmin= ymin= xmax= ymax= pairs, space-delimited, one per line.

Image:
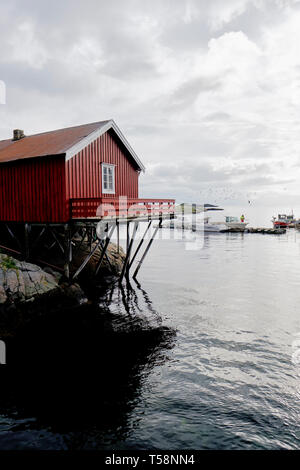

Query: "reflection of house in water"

xmin=0 ymin=282 xmax=175 ymax=449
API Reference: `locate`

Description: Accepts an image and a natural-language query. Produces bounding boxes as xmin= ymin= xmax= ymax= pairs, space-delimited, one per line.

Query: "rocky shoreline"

xmin=0 ymin=242 xmax=125 ymax=338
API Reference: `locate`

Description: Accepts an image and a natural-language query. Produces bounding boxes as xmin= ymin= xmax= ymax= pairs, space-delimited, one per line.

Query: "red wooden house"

xmin=0 ymin=120 xmax=174 ymax=223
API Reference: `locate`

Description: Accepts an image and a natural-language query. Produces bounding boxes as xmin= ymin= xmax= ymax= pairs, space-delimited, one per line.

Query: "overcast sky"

xmin=0 ymin=0 xmax=300 ymax=208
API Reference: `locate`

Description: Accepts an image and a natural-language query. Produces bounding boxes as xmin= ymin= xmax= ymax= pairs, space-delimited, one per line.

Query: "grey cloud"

xmin=168 ymin=76 xmax=223 ymax=109
xmin=147 ymin=160 xmax=279 ymax=188
xmin=220 ymin=0 xmax=292 ymax=42
xmin=204 ymin=112 xmax=232 ymax=121
xmin=140 ymin=160 xmax=293 ymax=203
xmin=1 ymin=61 xmax=97 ymax=96
xmin=242 ymin=176 xmax=295 ymax=186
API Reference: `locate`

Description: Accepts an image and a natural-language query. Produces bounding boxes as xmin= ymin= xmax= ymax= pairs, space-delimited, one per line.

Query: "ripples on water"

xmin=1 ymin=229 xmax=300 ymax=449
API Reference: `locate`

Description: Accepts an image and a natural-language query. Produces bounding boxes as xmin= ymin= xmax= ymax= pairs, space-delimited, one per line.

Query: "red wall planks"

xmin=0 ymin=130 xmax=140 ymax=223
xmin=65 ymin=131 xmax=139 ymax=200
xmin=0 ymin=156 xmax=67 ymax=222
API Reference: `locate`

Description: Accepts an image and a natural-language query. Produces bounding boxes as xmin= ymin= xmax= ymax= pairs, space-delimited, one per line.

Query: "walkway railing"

xmin=70 ymin=197 xmax=176 ymax=220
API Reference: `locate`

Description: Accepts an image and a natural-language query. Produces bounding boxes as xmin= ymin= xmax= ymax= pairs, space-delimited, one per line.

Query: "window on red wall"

xmin=102 ymin=163 xmax=115 ymax=194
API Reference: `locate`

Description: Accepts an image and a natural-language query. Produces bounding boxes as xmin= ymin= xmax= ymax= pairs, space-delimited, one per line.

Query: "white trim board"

xmin=65 ymin=120 xmax=145 ymax=172
xmin=101 ymin=162 xmax=115 ymax=194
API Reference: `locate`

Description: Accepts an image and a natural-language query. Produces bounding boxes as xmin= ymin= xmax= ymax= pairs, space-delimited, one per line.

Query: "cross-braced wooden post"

xmin=95 ymin=223 xmax=116 ymax=276
xmin=120 ymin=221 xmax=139 ymax=283
xmin=24 ymin=223 xmax=30 ymax=261
xmin=64 ymin=224 xmax=72 ymax=280
xmin=132 ymin=224 xmax=160 ymax=280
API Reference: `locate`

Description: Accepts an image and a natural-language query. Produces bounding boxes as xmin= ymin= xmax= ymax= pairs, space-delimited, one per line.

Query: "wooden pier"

xmin=220 ymin=227 xmax=286 ymax=234
xmin=0 ymin=198 xmax=175 ymax=281
xmin=246 ymin=227 xmax=286 ymax=234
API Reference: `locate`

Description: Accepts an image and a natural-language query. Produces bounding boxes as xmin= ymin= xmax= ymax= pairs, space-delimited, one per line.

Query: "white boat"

xmin=197 ymin=216 xmax=224 ymax=232
xmin=182 ymin=215 xmax=225 ymax=232
xmin=225 ymin=216 xmax=248 ymax=231
xmin=160 ymin=215 xmax=224 ymax=232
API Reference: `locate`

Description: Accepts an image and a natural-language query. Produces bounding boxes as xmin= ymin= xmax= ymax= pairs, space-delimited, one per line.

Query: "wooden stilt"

xmin=117 ymin=220 xmax=120 ymax=253
xmin=132 ymin=225 xmax=160 ymax=280
xmin=24 ymin=223 xmax=30 ymax=260
xmin=64 ymin=224 xmax=71 ymax=280
xmin=88 ymin=226 xmax=93 ymax=250
xmin=126 ymin=221 xmax=139 ymax=278
xmin=102 ymin=243 xmax=113 ymax=271
xmin=0 ymin=213 xmax=171 ymax=282
xmin=73 ymin=238 xmax=102 ymax=279
xmin=126 ymin=221 xmax=130 ymax=253
xmin=5 ymin=224 xmax=22 ymax=251
xmin=95 ymin=224 xmax=116 ymax=276
xmin=31 ymin=226 xmax=47 ymax=251
xmin=69 ymin=231 xmax=73 ymax=265
xmin=49 ymin=226 xmax=65 ymax=254
xmin=120 ymin=221 xmax=138 ymax=283
xmin=97 ymin=233 xmax=114 ymax=272
xmin=128 ymin=220 xmax=152 ymax=270
xmin=73 ymin=228 xmax=87 ymax=255
xmin=46 ymin=240 xmax=57 ymax=251
xmin=159 ymin=203 xmax=163 ymax=228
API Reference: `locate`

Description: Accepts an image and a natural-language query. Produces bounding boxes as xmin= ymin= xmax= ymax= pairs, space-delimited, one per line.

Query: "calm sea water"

xmin=1 ymin=227 xmax=300 ymax=450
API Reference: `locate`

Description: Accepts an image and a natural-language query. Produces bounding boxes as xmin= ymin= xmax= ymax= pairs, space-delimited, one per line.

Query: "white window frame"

xmin=101 ymin=163 xmax=115 ymax=194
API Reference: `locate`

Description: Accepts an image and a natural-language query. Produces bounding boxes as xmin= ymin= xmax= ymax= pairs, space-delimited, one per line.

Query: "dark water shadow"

xmin=0 ymin=281 xmax=176 ymax=450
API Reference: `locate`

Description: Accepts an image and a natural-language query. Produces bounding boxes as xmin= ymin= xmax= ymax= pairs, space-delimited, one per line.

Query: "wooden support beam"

xmin=117 ymin=220 xmax=120 ymax=254
xmin=128 ymin=220 xmax=152 ymax=270
xmin=88 ymin=226 xmax=93 ymax=250
xmin=126 ymin=221 xmax=130 ymax=253
xmin=31 ymin=226 xmax=47 ymax=251
xmin=99 ymin=240 xmax=113 ymax=272
xmin=0 ymin=244 xmax=21 ymax=256
xmin=46 ymin=240 xmax=57 ymax=251
xmin=24 ymin=223 xmax=30 ymax=260
xmin=69 ymin=231 xmax=73 ymax=265
xmin=95 ymin=224 xmax=116 ymax=276
xmin=49 ymin=226 xmax=65 ymax=254
xmin=73 ymin=238 xmax=102 ymax=279
xmin=73 ymin=228 xmax=88 ymax=256
xmin=132 ymin=225 xmax=160 ymax=280
xmin=126 ymin=221 xmax=139 ymax=278
xmin=5 ymin=224 xmax=22 ymax=251
xmin=120 ymin=221 xmax=138 ymax=283
xmin=64 ymin=225 xmax=71 ymax=280
xmin=159 ymin=204 xmax=163 ymax=228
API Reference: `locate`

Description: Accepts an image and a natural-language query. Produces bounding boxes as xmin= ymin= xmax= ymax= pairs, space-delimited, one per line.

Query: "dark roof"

xmin=0 ymin=120 xmax=145 ymax=171
xmin=0 ymin=121 xmax=109 ymax=163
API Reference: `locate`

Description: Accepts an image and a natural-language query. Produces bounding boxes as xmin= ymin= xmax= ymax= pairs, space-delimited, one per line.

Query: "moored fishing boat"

xmin=272 ymin=213 xmax=296 ymax=228
xmin=295 ymin=221 xmax=300 ymax=230
xmin=224 ymin=216 xmax=248 ymax=231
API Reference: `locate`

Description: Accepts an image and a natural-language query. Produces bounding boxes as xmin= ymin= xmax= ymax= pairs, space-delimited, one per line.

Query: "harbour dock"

xmin=221 ymin=227 xmax=286 ymax=234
